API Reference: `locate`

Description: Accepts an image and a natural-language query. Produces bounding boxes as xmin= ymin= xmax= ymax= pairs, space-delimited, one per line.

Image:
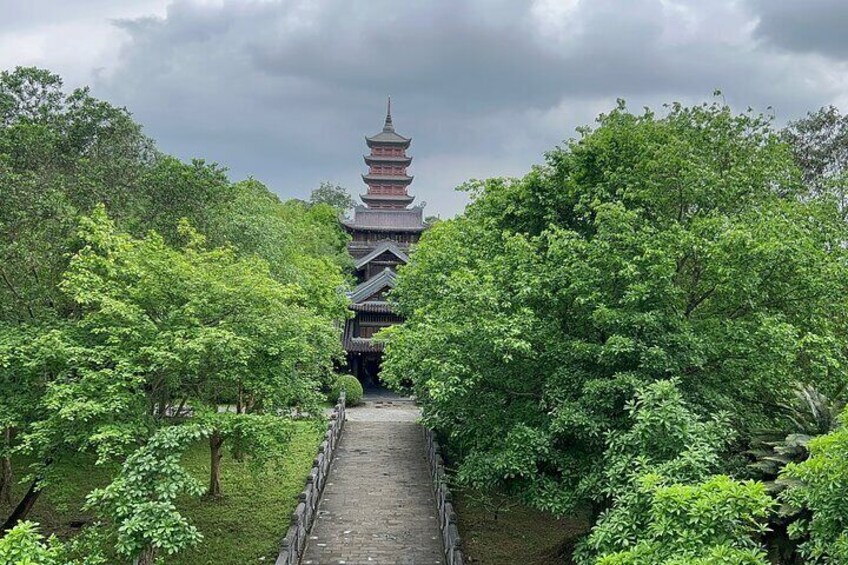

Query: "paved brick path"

xmin=301 ymin=395 xmax=444 ymax=565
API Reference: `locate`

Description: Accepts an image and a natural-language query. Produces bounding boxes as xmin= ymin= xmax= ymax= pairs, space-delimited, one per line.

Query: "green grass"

xmin=454 ymin=489 xmax=592 ymax=565
xmin=1 ymin=422 xmax=323 ymax=564
xmin=174 ymin=422 xmax=322 ymax=564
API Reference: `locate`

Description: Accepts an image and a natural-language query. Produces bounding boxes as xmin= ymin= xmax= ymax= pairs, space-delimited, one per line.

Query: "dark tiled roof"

xmin=344 ymin=336 xmax=384 ymax=353
xmin=364 ymin=154 xmax=412 ymax=165
xmin=348 ymin=268 xmax=397 ymax=303
xmin=342 ymin=321 xmax=385 ymax=353
xmin=354 ymin=241 xmax=409 ymax=270
xmin=362 ymin=174 xmax=414 ymax=184
xmin=365 ymin=130 xmax=411 ymax=146
xmin=349 ymin=301 xmax=394 ymax=313
xmin=342 ymin=206 xmax=425 ymax=231
xmin=360 ymin=193 xmax=415 ymax=206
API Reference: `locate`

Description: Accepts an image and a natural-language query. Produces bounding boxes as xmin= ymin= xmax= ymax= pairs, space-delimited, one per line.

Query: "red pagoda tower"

xmin=342 ymin=99 xmax=426 ymax=385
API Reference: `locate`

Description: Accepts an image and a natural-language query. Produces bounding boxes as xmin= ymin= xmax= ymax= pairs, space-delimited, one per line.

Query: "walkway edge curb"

xmin=275 ymin=392 xmax=346 ymax=565
xmin=423 ymin=426 xmax=465 ymax=565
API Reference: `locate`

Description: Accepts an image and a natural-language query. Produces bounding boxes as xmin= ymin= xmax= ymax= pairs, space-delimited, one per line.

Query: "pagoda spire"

xmin=383 ymin=96 xmax=393 ymax=132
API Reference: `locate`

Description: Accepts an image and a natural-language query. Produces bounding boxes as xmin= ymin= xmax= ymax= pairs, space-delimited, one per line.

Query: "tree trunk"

xmin=1 ymin=477 xmax=41 ymax=533
xmin=0 ymin=428 xmax=12 ymax=507
xmin=134 ymin=545 xmax=157 ymax=565
xmin=209 ymin=431 xmax=224 ymax=497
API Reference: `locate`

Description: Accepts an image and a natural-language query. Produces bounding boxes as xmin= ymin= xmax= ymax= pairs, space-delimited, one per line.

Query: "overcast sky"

xmin=2 ymin=0 xmax=848 ymax=216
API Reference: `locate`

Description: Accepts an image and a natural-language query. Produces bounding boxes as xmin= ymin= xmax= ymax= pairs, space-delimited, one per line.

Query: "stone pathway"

xmin=301 ymin=394 xmax=444 ymax=565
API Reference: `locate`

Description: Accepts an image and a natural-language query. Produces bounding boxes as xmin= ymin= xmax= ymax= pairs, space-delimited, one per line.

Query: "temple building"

xmin=342 ymin=100 xmax=426 ymax=386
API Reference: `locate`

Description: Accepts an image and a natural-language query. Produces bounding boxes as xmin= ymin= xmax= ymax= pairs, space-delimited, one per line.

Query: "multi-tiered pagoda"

xmin=342 ymin=100 xmax=426 ymax=385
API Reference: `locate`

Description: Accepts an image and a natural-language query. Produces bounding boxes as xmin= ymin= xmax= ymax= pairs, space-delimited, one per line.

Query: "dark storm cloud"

xmin=27 ymin=0 xmax=839 ymax=216
xmin=749 ymin=0 xmax=848 ymax=59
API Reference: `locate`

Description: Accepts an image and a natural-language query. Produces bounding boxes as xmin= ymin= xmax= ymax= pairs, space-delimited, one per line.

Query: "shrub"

xmin=329 ymin=374 xmax=363 ymax=406
xmin=577 ymin=381 xmax=773 ymax=565
xmin=0 ymin=522 xmax=62 ymax=565
xmin=595 ymin=476 xmax=774 ymax=565
xmin=781 ymin=408 xmax=848 ymax=563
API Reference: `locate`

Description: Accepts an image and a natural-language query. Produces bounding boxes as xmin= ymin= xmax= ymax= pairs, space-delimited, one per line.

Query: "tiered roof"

xmin=342 ymin=205 xmax=425 ymax=233
xmin=365 ymin=104 xmax=411 ymax=148
xmin=348 ymin=267 xmax=397 ymax=303
xmin=341 ymin=101 xmax=427 ymax=360
xmin=357 ymin=98 xmax=417 ymax=210
xmin=354 ymin=240 xmax=410 ymax=271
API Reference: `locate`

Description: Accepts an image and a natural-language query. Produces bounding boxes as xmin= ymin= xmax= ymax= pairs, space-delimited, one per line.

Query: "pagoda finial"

xmin=383 ymin=96 xmax=393 ymax=132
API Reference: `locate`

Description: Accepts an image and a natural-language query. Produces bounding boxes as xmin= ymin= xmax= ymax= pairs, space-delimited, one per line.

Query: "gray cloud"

xmin=749 ymin=0 xmax=848 ymax=59
xmin=4 ymin=0 xmax=848 ymax=216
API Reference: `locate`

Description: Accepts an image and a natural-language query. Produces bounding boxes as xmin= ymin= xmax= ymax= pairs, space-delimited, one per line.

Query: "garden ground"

xmin=455 ymin=490 xmax=592 ymax=564
xmin=0 ymin=421 xmax=322 ymax=564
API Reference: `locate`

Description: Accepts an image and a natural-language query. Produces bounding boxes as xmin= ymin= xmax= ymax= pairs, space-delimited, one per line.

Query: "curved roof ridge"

xmin=354 ymin=240 xmax=410 ymax=270
xmin=348 ymin=268 xmax=397 ymax=304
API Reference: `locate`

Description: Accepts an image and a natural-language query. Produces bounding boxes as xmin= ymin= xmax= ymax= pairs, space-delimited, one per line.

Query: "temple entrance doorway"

xmin=347 ymin=352 xmax=385 ymax=390
xmin=360 ymin=353 xmax=383 ymax=390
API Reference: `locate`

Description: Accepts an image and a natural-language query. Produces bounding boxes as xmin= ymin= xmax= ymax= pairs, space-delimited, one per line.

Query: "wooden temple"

xmin=342 ymin=100 xmax=426 ymax=386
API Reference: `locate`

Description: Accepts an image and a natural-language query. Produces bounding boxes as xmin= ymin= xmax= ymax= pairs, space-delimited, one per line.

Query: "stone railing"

xmin=275 ymin=392 xmax=346 ymax=565
xmin=423 ymin=427 xmax=465 ymax=565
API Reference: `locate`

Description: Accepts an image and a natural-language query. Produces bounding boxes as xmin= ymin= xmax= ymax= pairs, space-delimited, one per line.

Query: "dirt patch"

xmin=455 ymin=490 xmax=591 ymax=565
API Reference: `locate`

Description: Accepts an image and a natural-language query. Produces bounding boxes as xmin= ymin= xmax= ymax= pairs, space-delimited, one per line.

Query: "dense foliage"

xmin=382 ymin=100 xmax=848 ymax=561
xmin=0 ymin=67 xmax=350 ymax=562
xmin=781 ymin=409 xmax=848 ymax=563
xmin=0 ymin=521 xmax=63 ymax=565
xmin=783 ymin=106 xmax=848 ymax=218
xmin=329 ymin=374 xmax=364 ymax=406
xmin=578 ymin=380 xmax=773 ymax=564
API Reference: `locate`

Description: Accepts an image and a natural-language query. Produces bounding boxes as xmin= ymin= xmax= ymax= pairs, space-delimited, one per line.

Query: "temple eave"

xmin=364 ymin=155 xmax=413 ymax=165
xmin=342 ymin=222 xmax=425 ymax=234
xmin=360 ymin=193 xmax=414 ymax=202
xmin=365 ymin=137 xmax=411 ymax=148
xmin=361 ymin=174 xmax=414 ymax=184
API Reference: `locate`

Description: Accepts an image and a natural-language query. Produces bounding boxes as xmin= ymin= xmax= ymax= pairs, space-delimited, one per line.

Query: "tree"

xmin=381 ymin=100 xmax=848 ymax=515
xmin=0 ymin=521 xmax=62 ymax=565
xmin=781 ymin=407 xmax=848 ymax=563
xmin=51 ymin=207 xmax=341 ymax=497
xmin=134 ymin=156 xmax=233 ymax=245
xmin=209 ymin=179 xmax=351 ymax=316
xmin=783 ymin=106 xmax=848 ymax=217
xmin=594 ymin=476 xmax=773 ymax=565
xmin=0 ymin=67 xmax=351 ymax=560
xmin=0 ymin=66 xmax=155 ymax=323
xmin=85 ymin=425 xmax=208 ymax=565
xmin=309 ymin=181 xmax=354 ymax=213
xmin=0 ymin=322 xmax=54 ymax=509
xmin=577 ymin=381 xmax=773 ymax=564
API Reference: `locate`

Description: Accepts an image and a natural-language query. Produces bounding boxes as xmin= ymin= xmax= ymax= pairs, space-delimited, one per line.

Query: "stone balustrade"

xmin=423 ymin=427 xmax=465 ymax=565
xmin=275 ymin=392 xmax=346 ymax=565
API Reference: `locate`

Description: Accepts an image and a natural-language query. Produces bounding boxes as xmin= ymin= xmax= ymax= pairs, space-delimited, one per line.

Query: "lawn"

xmin=0 ymin=421 xmax=323 ymax=564
xmin=454 ymin=489 xmax=591 ymax=565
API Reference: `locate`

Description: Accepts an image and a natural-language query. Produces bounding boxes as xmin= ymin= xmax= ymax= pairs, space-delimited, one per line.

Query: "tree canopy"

xmin=0 ymin=66 xmax=350 ymax=563
xmin=382 ymin=101 xmax=848 ymax=518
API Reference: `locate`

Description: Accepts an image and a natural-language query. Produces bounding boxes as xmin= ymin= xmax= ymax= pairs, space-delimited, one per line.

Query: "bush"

xmin=329 ymin=374 xmax=363 ymax=406
xmin=781 ymin=408 xmax=848 ymax=563
xmin=0 ymin=522 xmax=62 ymax=565
xmin=595 ymin=476 xmax=773 ymax=565
xmin=576 ymin=381 xmax=772 ymax=565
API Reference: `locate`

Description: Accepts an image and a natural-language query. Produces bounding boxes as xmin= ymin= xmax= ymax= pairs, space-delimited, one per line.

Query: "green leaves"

xmin=580 ymin=381 xmax=773 ymax=565
xmin=594 ymin=477 xmax=773 ymax=565
xmin=0 ymin=67 xmax=348 ymax=561
xmin=780 ymin=409 xmax=848 ymax=563
xmin=85 ymin=425 xmax=208 ymax=561
xmin=0 ymin=521 xmax=63 ymax=565
xmin=382 ymin=100 xmax=848 ymax=522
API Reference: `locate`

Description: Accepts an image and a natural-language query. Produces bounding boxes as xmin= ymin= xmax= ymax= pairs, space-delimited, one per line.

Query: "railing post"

xmin=423 ymin=424 xmax=465 ymax=565
xmin=275 ymin=386 xmax=347 ymax=564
